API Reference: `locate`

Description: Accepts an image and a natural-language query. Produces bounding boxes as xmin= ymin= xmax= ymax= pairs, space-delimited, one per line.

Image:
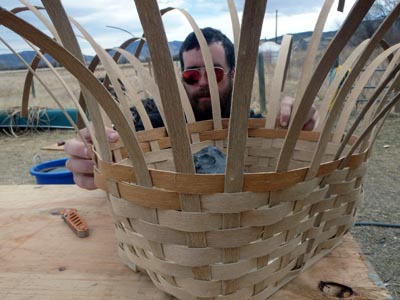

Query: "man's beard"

xmin=192 ymin=80 xmax=233 ymax=121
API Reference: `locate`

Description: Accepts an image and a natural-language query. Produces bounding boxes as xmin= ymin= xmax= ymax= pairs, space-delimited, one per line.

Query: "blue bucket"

xmin=30 ymin=157 xmax=74 ymax=184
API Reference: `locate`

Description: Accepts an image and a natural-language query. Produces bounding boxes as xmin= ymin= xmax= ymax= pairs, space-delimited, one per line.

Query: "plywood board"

xmin=0 ymin=185 xmax=390 ymax=300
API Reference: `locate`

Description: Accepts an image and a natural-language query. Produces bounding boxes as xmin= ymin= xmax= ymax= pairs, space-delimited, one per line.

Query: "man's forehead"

xmin=182 ymin=42 xmax=227 ymax=67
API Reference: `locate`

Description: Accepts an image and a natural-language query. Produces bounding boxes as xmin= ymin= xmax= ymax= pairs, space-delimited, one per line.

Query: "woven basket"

xmin=2 ymin=0 xmax=400 ymax=299
xmin=93 ymin=120 xmax=368 ymax=299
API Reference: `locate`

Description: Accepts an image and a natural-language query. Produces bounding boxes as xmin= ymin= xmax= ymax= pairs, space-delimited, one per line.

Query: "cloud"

xmin=266 ymin=0 xmax=324 ymax=15
xmin=1 ymin=0 xmax=357 ymax=55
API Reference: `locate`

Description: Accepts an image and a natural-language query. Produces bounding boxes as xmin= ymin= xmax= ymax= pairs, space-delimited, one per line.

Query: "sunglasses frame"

xmin=181 ymin=66 xmax=229 ymax=85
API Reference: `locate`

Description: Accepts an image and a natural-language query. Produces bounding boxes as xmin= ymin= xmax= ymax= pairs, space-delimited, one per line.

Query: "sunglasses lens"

xmin=182 ymin=67 xmax=226 ymax=85
xmin=182 ymin=69 xmax=200 ymax=85
xmin=214 ymin=67 xmax=225 ymax=82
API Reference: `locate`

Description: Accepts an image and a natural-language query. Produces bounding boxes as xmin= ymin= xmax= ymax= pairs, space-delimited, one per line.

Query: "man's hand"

xmin=276 ymin=96 xmax=317 ymax=130
xmin=66 ymin=97 xmax=317 ymax=191
xmin=64 ymin=127 xmax=119 ymax=190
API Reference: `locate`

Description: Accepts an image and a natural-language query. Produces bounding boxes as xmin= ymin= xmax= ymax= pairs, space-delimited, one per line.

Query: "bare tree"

xmin=349 ymin=1 xmax=400 ymax=111
xmin=368 ymin=0 xmax=400 ymax=44
xmin=368 ymin=1 xmax=400 ymax=112
xmin=350 ymin=0 xmax=399 ymax=46
xmin=368 ymin=0 xmax=399 ymax=20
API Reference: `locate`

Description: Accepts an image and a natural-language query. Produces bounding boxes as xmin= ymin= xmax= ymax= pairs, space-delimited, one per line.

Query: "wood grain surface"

xmin=0 ymin=185 xmax=390 ymax=300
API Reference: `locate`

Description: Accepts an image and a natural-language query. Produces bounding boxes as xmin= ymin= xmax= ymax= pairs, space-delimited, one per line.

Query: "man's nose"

xmin=198 ymin=70 xmax=209 ymax=87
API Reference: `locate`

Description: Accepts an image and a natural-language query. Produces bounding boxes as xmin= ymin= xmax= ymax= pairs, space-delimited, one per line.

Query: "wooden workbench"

xmin=0 ymin=185 xmax=391 ymax=300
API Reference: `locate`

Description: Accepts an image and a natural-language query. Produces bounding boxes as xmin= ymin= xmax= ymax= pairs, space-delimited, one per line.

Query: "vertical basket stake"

xmin=316 ymin=40 xmax=369 ymax=133
xmin=333 ymin=43 xmax=400 ymax=144
xmin=306 ymin=2 xmax=400 ymax=179
xmin=336 ymin=62 xmax=400 ymax=160
xmin=11 ymin=4 xmax=51 ymax=118
xmin=174 ymin=8 xmax=224 ymax=135
xmin=275 ymin=0 xmax=374 ymax=173
xmin=224 ymin=0 xmax=267 ymax=191
xmin=134 ymin=0 xmax=195 ymax=175
xmin=0 ymin=9 xmax=152 ymax=186
xmin=41 ymin=0 xmax=112 ymax=162
xmin=227 ymin=0 xmax=240 ymax=59
xmin=134 ymin=0 xmax=211 ymax=283
xmin=265 ymin=35 xmax=292 ymax=129
xmin=291 ymin=0 xmax=335 ymax=120
xmin=340 ymin=91 xmax=400 ymax=168
xmin=0 ymin=38 xmax=89 ymax=135
xmin=223 ymin=0 xmax=267 ymax=294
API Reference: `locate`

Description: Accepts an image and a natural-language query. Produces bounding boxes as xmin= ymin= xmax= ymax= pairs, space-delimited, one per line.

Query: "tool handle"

xmin=62 ymin=209 xmax=89 ymax=238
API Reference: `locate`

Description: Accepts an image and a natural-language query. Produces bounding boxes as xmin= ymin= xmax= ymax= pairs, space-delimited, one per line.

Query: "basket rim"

xmin=113 ymin=119 xmax=361 ymax=153
xmin=94 ymin=124 xmax=369 ymax=210
xmin=95 ymin=149 xmax=367 ymax=191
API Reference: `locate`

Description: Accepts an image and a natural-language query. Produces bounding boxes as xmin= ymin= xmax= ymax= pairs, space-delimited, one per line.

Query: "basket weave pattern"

xmin=94 ymin=120 xmax=367 ymax=299
xmin=2 ymin=0 xmax=400 ymax=299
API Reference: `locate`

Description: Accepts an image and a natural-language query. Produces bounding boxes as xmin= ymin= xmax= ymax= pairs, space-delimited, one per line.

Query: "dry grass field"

xmin=0 ymin=65 xmax=143 ymax=111
xmin=0 ymin=59 xmax=399 ymax=298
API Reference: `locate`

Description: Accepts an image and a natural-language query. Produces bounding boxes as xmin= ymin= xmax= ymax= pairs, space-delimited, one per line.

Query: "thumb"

xmin=105 ymin=127 xmax=119 ymax=143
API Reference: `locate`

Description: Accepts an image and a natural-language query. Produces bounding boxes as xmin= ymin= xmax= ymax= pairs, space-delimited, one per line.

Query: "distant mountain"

xmin=0 ymin=50 xmax=95 ymax=71
xmin=0 ymin=41 xmax=183 ymax=71
xmin=0 ymin=50 xmax=94 ymax=71
xmin=263 ymin=30 xmax=337 ymax=51
xmin=0 ymin=30 xmax=340 ymax=70
xmin=119 ymin=40 xmax=182 ymax=61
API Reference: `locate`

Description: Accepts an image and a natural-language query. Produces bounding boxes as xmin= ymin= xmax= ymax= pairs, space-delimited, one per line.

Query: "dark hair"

xmin=179 ymin=27 xmax=235 ymax=72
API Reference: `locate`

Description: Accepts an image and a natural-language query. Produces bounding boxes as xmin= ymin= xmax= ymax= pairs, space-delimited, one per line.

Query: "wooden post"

xmin=394 ymin=102 xmax=400 ymax=112
xmin=257 ymin=52 xmax=266 ymax=113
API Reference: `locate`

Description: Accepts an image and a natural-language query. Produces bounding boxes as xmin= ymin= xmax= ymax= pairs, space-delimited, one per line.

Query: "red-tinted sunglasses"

xmin=182 ymin=66 xmax=229 ymax=85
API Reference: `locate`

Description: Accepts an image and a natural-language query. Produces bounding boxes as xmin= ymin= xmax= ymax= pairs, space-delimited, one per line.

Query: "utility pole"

xmin=275 ymin=9 xmax=278 ymax=43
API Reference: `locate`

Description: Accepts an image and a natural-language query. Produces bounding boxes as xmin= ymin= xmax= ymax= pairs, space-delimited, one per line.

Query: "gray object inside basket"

xmin=193 ymin=146 xmax=226 ymax=174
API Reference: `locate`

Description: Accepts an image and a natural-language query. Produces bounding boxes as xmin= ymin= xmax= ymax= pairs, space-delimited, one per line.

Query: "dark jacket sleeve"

xmin=134 ymin=110 xmax=164 ymax=131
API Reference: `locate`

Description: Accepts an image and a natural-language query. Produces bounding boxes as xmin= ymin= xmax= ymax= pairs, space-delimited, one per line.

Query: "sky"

xmin=1 ymin=0 xmax=357 ymax=55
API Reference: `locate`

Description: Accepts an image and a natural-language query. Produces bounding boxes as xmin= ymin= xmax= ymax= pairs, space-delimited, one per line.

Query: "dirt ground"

xmin=0 ymin=116 xmax=399 ymax=299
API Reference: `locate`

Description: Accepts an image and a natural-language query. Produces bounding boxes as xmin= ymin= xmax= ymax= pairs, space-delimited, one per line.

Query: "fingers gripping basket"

xmin=2 ymin=0 xmax=400 ymax=299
